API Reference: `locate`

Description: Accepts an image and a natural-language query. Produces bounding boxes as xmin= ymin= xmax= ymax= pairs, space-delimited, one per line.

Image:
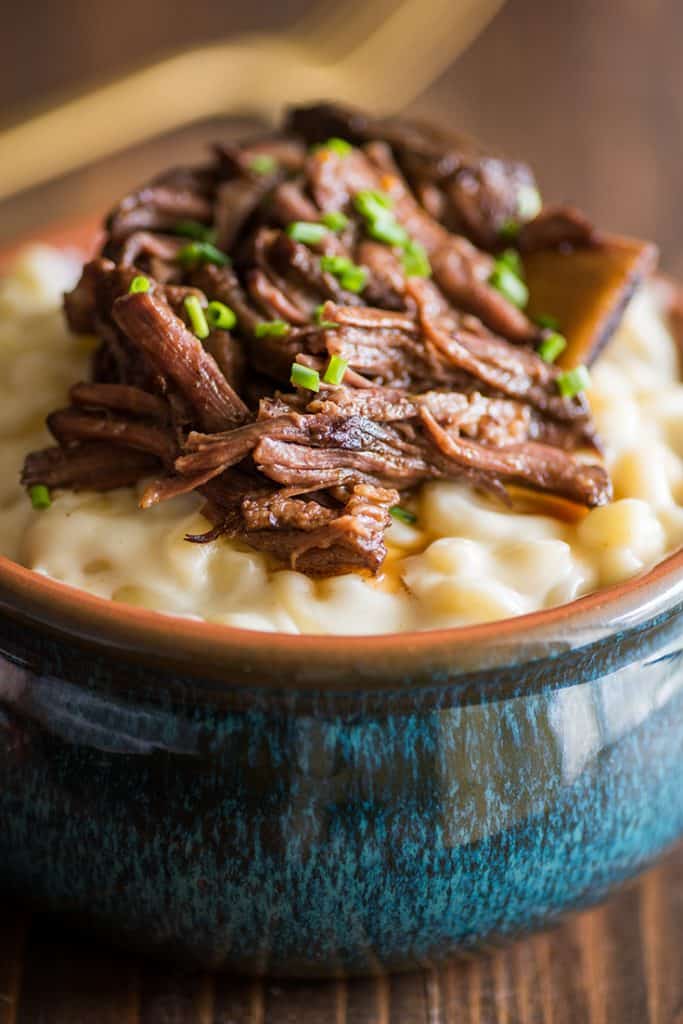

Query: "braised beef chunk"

xmin=22 ymin=443 xmax=160 ymax=491
xmin=25 ymin=102 xmax=631 ymax=577
xmin=517 ymin=205 xmax=599 ymax=253
xmin=197 ymin=475 xmax=397 ymax=575
xmin=112 ymin=292 xmax=250 ymax=432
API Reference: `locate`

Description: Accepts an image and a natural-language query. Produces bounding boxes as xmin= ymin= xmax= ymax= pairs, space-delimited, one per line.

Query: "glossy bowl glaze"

xmin=2 ymin=518 xmax=683 ymax=977
xmin=1 ymin=229 xmax=683 ymax=975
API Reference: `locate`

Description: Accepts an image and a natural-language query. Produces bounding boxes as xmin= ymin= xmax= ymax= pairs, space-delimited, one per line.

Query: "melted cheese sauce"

xmin=2 ymin=246 xmax=683 ymax=634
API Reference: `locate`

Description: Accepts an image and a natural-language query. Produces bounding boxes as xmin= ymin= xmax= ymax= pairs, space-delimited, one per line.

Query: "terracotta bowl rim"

xmin=2 ymin=223 xmax=683 ymax=691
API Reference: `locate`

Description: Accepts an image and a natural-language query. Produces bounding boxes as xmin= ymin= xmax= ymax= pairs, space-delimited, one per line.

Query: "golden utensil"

xmin=0 ymin=0 xmax=504 ymax=202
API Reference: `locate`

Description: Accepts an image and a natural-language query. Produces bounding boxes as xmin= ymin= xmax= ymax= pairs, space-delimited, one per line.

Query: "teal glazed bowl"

xmin=1 ymin=540 xmax=683 ymax=976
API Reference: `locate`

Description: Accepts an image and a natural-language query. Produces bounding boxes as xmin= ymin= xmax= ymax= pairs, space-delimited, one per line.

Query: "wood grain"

xmin=2 ymin=844 xmax=681 ymax=1024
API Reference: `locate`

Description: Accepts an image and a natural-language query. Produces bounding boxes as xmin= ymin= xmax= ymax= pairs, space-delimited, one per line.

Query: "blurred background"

xmin=2 ymin=0 xmax=682 ymax=274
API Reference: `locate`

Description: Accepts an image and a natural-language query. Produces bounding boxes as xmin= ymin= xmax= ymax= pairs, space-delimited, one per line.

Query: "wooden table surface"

xmin=1 ymin=843 xmax=682 ymax=1024
xmin=1 ymin=5 xmax=682 ymax=1020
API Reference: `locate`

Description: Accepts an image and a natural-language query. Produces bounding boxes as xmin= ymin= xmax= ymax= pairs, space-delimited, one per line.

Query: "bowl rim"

xmin=2 ymin=223 xmax=683 ymax=691
xmin=1 ymin=545 xmax=683 ymax=690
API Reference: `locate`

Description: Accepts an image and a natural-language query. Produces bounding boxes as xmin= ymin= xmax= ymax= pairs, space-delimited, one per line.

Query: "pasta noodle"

xmin=2 ymin=247 xmax=682 ymax=634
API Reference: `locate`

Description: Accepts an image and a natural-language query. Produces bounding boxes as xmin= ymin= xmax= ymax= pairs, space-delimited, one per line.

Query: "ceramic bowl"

xmin=1 ymin=232 xmax=683 ymax=976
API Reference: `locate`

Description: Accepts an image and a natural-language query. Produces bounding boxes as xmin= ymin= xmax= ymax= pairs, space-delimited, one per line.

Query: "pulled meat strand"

xmin=197 ymin=475 xmax=397 ymax=576
xmin=22 ymin=102 xmax=620 ymax=577
xmin=47 ymin=408 xmax=178 ymax=465
xmin=112 ymin=292 xmax=250 ymax=432
xmin=420 ymin=408 xmax=611 ymax=507
xmin=22 ymin=443 xmax=160 ymax=491
xmin=69 ymin=382 xmax=170 ymax=421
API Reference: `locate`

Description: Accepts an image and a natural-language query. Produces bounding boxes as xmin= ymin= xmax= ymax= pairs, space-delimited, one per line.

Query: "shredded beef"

xmin=285 ymin=101 xmax=538 ymax=251
xmin=112 ymin=292 xmax=250 ymax=431
xmin=23 ymin=102 xmax=632 ymax=577
xmin=22 ymin=443 xmax=160 ymax=491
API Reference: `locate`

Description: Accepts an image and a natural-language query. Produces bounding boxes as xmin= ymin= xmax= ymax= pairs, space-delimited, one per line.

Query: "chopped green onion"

xmin=321 ymin=210 xmax=349 ymax=232
xmin=500 ymin=217 xmax=520 ymax=240
xmin=354 ymin=189 xmax=393 ymax=220
xmin=320 ymin=255 xmax=353 ymax=275
xmin=353 ymin=189 xmax=412 ymax=248
xmin=314 ymin=304 xmax=338 ymax=329
xmin=517 ymin=184 xmax=542 ymax=221
xmin=498 ymin=247 xmax=524 ymax=279
xmin=368 ymin=216 xmax=409 ymax=247
xmin=184 ymin=295 xmax=210 ymax=340
xmin=249 ymin=153 xmax=278 ymax=175
xmin=489 ymin=265 xmax=529 ymax=309
xmin=557 ymin=364 xmax=591 ymax=398
xmin=286 ymin=221 xmax=329 ymax=245
xmin=255 ymin=319 xmax=290 ymax=338
xmin=537 ymin=331 xmax=567 ymax=363
xmin=390 ymin=505 xmax=417 ymax=526
xmin=29 ymin=485 xmax=51 ymax=510
xmin=320 ymin=255 xmax=367 ymax=293
xmin=173 ymin=220 xmax=217 ymax=243
xmin=319 ymin=137 xmax=353 ymax=157
xmin=290 ymin=363 xmax=320 ymax=392
xmin=323 ymin=354 xmax=348 ymax=385
xmin=178 ymin=241 xmax=230 ymax=268
xmin=206 ymin=300 xmax=237 ymax=330
xmin=535 ymin=313 xmax=560 ymax=330
xmin=402 ymin=239 xmax=431 ymax=277
xmin=340 ymin=265 xmax=367 ymax=293
xmin=128 ymin=275 xmax=150 ymax=294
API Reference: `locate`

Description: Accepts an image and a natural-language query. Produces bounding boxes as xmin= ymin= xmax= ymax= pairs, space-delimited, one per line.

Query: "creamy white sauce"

xmin=2 ymin=246 xmax=683 ymax=634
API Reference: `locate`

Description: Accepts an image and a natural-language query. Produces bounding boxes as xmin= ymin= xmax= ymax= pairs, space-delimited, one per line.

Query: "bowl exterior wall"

xmin=1 ymin=613 xmax=683 ymax=975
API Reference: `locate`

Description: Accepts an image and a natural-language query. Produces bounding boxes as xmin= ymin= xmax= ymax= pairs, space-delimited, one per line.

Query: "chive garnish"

xmin=320 ymin=255 xmax=351 ymax=275
xmin=290 ymin=363 xmax=320 ymax=392
xmin=340 ymin=264 xmax=367 ymax=293
xmin=500 ymin=217 xmax=520 ymax=241
xmin=320 ymin=210 xmax=349 ymax=232
xmin=320 ymin=255 xmax=367 ymax=293
xmin=354 ymin=190 xmax=393 ymax=219
xmin=489 ymin=264 xmax=529 ymax=309
xmin=517 ymin=184 xmax=542 ymax=220
xmin=323 ymin=355 xmax=348 ymax=386
xmin=536 ymin=313 xmax=560 ymax=330
xmin=402 ymin=239 xmax=431 ymax=278
xmin=29 ymin=485 xmax=51 ymax=510
xmin=206 ymin=300 xmax=237 ymax=330
xmin=128 ymin=275 xmax=150 ymax=294
xmin=287 ymin=221 xmax=329 ymax=245
xmin=255 ymin=320 xmax=290 ymax=338
xmin=390 ymin=506 xmax=417 ymax=526
xmin=354 ymin=188 xmax=419 ymax=250
xmin=538 ymin=332 xmax=567 ymax=363
xmin=368 ymin=217 xmax=409 ymax=247
xmin=557 ymin=365 xmax=591 ymax=398
xmin=498 ymin=247 xmax=524 ymax=278
xmin=249 ymin=153 xmax=278 ymax=175
xmin=184 ymin=295 xmax=210 ymax=340
xmin=178 ymin=241 xmax=230 ymax=268
xmin=313 ymin=137 xmax=352 ymax=157
xmin=174 ymin=220 xmax=217 ymax=244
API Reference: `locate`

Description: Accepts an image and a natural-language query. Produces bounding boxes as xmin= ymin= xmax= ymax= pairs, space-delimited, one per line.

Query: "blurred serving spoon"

xmin=0 ymin=0 xmax=504 ymax=202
